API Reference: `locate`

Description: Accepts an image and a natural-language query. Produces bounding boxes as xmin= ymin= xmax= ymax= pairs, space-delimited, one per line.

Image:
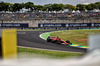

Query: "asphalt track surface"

xmin=17 ymin=30 xmax=87 ymax=53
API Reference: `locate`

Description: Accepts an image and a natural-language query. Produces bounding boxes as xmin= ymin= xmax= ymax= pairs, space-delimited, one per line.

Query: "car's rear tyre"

xmin=66 ymin=40 xmax=72 ymax=45
xmin=51 ymin=40 xmax=54 ymax=43
xmin=69 ymin=43 xmax=72 ymax=45
xmin=47 ymin=39 xmax=50 ymax=42
xmin=66 ymin=40 xmax=70 ymax=43
xmin=47 ymin=37 xmax=51 ymax=42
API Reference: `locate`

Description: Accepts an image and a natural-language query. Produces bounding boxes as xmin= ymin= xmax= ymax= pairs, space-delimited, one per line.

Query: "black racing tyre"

xmin=54 ymin=40 xmax=57 ymax=43
xmin=51 ymin=40 xmax=54 ymax=43
xmin=66 ymin=40 xmax=70 ymax=43
xmin=47 ymin=39 xmax=50 ymax=42
xmin=47 ymin=37 xmax=51 ymax=42
xmin=57 ymin=40 xmax=61 ymax=45
xmin=69 ymin=43 xmax=72 ymax=45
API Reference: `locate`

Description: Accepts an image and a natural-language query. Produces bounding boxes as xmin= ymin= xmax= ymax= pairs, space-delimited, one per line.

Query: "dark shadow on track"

xmin=17 ymin=30 xmax=87 ymax=53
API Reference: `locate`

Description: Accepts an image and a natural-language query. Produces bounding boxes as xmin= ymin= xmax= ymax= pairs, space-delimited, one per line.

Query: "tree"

xmin=58 ymin=4 xmax=64 ymax=10
xmin=51 ymin=3 xmax=60 ymax=11
xmin=42 ymin=6 xmax=46 ymax=11
xmin=86 ymin=3 xmax=97 ymax=10
xmin=76 ymin=4 xmax=86 ymax=11
xmin=21 ymin=3 xmax=25 ymax=8
xmin=0 ymin=1 xmax=100 ymax=12
xmin=0 ymin=5 xmax=2 ymax=11
xmin=0 ymin=1 xmax=13 ymax=12
xmin=43 ymin=4 xmax=52 ymax=11
xmin=0 ymin=1 xmax=5 ymax=11
xmin=5 ymin=2 xmax=13 ymax=12
xmin=64 ymin=4 xmax=76 ymax=11
xmin=25 ymin=2 xmax=34 ymax=11
xmin=95 ymin=2 xmax=100 ymax=9
xmin=12 ymin=3 xmax=23 ymax=12
xmin=34 ymin=5 xmax=43 ymax=12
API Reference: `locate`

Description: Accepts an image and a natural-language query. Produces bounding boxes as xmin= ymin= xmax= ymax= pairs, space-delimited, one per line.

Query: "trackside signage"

xmin=38 ymin=23 xmax=100 ymax=27
xmin=0 ymin=23 xmax=28 ymax=27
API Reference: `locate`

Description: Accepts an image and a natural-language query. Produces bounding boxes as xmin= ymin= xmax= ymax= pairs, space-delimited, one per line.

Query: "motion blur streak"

xmin=0 ymin=49 xmax=100 ymax=66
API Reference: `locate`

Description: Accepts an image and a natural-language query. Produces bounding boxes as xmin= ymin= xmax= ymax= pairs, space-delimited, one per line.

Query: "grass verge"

xmin=50 ymin=29 xmax=100 ymax=46
xmin=17 ymin=47 xmax=84 ymax=58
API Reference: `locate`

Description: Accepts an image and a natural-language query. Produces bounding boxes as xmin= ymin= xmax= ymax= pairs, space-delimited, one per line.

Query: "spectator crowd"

xmin=0 ymin=12 xmax=100 ymax=19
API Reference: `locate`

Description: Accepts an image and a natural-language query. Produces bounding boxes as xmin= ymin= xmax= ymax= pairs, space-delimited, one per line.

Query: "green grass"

xmin=41 ymin=32 xmax=53 ymax=40
xmin=17 ymin=47 xmax=84 ymax=58
xmin=50 ymin=29 xmax=100 ymax=46
xmin=17 ymin=29 xmax=57 ymax=31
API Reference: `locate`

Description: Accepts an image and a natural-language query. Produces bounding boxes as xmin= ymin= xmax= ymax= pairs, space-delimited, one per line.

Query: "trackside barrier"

xmin=0 ymin=27 xmax=100 ymax=30
xmin=0 ymin=29 xmax=17 ymax=59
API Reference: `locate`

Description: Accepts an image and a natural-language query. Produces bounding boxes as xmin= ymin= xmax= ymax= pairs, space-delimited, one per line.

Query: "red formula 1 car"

xmin=47 ymin=36 xmax=72 ymax=45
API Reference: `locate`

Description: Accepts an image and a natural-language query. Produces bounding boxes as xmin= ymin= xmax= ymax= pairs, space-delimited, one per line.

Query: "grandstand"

xmin=0 ymin=12 xmax=100 ymax=19
xmin=0 ymin=12 xmax=100 ymax=27
xmin=0 ymin=1 xmax=100 ymax=28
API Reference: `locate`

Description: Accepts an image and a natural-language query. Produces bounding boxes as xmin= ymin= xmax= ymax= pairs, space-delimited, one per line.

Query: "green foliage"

xmin=0 ymin=1 xmax=100 ymax=12
xmin=12 ymin=3 xmax=23 ymax=12
xmin=86 ymin=3 xmax=97 ymax=10
xmin=43 ymin=4 xmax=52 ymax=11
xmin=51 ymin=3 xmax=60 ymax=11
xmin=95 ymin=2 xmax=100 ymax=9
xmin=76 ymin=2 xmax=100 ymax=11
xmin=25 ymin=2 xmax=34 ymax=11
xmin=76 ymin=4 xmax=86 ymax=11
xmin=43 ymin=3 xmax=64 ymax=11
xmin=64 ymin=4 xmax=76 ymax=10
xmin=35 ymin=5 xmax=43 ymax=11
xmin=0 ymin=1 xmax=6 ymax=11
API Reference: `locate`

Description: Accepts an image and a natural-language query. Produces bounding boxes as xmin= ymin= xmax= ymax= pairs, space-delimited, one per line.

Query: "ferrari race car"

xmin=47 ymin=36 xmax=72 ymax=45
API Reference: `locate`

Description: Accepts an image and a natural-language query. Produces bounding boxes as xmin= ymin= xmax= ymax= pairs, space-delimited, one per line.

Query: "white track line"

xmin=39 ymin=30 xmax=63 ymax=40
xmin=39 ymin=32 xmax=48 ymax=40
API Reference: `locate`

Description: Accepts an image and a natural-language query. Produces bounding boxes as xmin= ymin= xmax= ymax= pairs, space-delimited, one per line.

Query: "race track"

xmin=17 ymin=30 xmax=87 ymax=53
